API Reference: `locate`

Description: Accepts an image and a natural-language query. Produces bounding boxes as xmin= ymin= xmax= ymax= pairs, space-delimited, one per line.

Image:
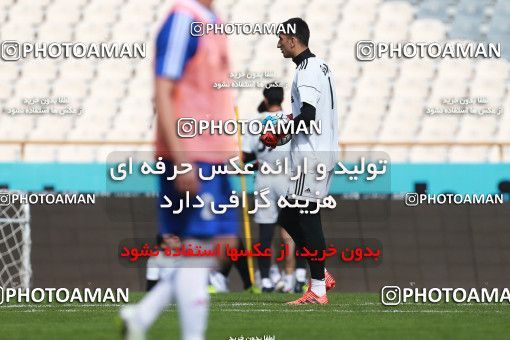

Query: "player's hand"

xmin=162 ymin=234 xmax=181 ymax=249
xmin=175 ymin=169 xmax=200 ymax=195
xmin=260 ymin=131 xmax=279 ymax=148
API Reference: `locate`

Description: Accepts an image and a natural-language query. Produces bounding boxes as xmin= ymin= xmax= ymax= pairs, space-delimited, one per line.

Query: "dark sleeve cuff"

xmin=293 ymin=102 xmax=316 ymax=129
xmin=242 ymin=152 xmax=257 ymax=164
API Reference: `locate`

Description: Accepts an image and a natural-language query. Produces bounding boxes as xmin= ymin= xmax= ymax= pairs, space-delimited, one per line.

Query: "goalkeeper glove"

xmin=260 ymin=131 xmax=279 ymax=148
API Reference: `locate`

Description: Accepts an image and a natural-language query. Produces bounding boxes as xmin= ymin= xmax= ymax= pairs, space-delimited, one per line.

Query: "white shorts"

xmin=253 ymin=173 xmax=289 ymax=224
xmin=149 ymin=240 xmax=218 ymax=280
xmin=146 ymin=256 xmax=161 ymax=281
xmin=286 ymin=170 xmax=333 ymax=202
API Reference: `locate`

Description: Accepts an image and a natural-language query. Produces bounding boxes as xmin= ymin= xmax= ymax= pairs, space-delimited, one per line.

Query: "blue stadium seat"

xmin=457 ymin=0 xmax=491 ymax=16
xmin=493 ymin=0 xmax=510 ymax=15
xmin=449 ymin=14 xmax=484 ymax=40
xmin=417 ymin=0 xmax=451 ymax=21
xmin=485 ymin=31 xmax=510 ymax=58
xmin=488 ymin=15 xmax=510 ymax=36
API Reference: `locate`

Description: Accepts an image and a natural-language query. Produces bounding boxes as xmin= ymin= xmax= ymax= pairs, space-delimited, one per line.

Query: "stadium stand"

xmin=0 ymin=0 xmax=509 ymax=162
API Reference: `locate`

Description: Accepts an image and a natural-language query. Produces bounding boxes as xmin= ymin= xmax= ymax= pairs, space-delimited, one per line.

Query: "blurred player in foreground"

xmin=262 ymin=17 xmax=339 ymax=304
xmin=145 ymin=234 xmax=165 ymax=291
xmin=243 ymin=84 xmax=307 ymax=293
xmin=120 ymin=0 xmax=238 ymax=339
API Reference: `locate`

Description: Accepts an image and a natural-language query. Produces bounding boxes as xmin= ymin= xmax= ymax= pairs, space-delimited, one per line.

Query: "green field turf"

xmin=1 ymin=292 xmax=509 ymax=340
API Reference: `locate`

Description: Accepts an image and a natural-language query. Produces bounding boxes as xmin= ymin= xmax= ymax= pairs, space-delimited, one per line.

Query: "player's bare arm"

xmin=155 ymin=77 xmax=199 ymax=194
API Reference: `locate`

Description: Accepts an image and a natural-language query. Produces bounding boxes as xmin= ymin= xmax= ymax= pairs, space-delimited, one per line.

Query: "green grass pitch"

xmin=1 ymin=292 xmax=509 ymax=339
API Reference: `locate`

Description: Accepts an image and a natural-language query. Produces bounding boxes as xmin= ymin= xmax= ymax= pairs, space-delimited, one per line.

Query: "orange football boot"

xmin=325 ymin=269 xmax=336 ymax=291
xmin=287 ymin=290 xmax=329 ymax=305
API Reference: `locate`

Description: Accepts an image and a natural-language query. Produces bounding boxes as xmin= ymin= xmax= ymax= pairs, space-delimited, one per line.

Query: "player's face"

xmin=198 ymin=0 xmax=214 ymax=8
xmin=277 ymin=34 xmax=293 ymax=58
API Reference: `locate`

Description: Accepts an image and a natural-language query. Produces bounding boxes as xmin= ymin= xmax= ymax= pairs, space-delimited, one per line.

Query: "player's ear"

xmin=289 ymin=36 xmax=296 ymax=48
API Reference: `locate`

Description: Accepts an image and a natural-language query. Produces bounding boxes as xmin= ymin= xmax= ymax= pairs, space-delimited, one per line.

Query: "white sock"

xmin=269 ymin=265 xmax=281 ymax=284
xmin=295 ymin=268 xmax=306 ymax=282
xmin=284 ymin=274 xmax=293 ymax=290
xmin=310 ymin=278 xmax=326 ymax=297
xmin=261 ymin=278 xmax=273 ymax=289
xmin=209 ymin=271 xmax=229 ymax=293
xmin=135 ymin=270 xmax=176 ymax=330
xmin=176 ymin=267 xmax=210 ymax=340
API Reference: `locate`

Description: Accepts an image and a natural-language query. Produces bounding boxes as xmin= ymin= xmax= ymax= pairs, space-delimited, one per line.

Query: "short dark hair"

xmin=263 ymin=83 xmax=284 ymax=106
xmin=281 ymin=17 xmax=310 ymax=46
xmin=257 ymin=100 xmax=267 ymax=113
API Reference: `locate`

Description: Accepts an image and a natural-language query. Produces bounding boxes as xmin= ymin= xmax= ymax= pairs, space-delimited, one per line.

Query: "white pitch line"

xmin=6 ymin=307 xmax=503 ymax=314
xmin=216 ymin=302 xmax=510 ymax=306
xmin=212 ymin=309 xmax=502 ymax=313
xmin=0 ymin=303 xmax=123 ymax=309
xmin=3 ymin=300 xmax=507 ymax=309
xmin=1 ymin=302 xmax=508 ymax=314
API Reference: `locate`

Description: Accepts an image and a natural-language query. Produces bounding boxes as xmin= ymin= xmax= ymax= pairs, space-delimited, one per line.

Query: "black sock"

xmin=300 ymin=204 xmax=326 ymax=280
xmin=278 ymin=207 xmax=311 ymax=281
xmin=295 ymin=254 xmax=307 ymax=271
xmin=277 ymin=220 xmax=307 ymax=272
xmin=233 ymin=238 xmax=253 ymax=289
xmin=258 ymin=223 xmax=276 ymax=279
xmin=220 ymin=256 xmax=233 ymax=277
